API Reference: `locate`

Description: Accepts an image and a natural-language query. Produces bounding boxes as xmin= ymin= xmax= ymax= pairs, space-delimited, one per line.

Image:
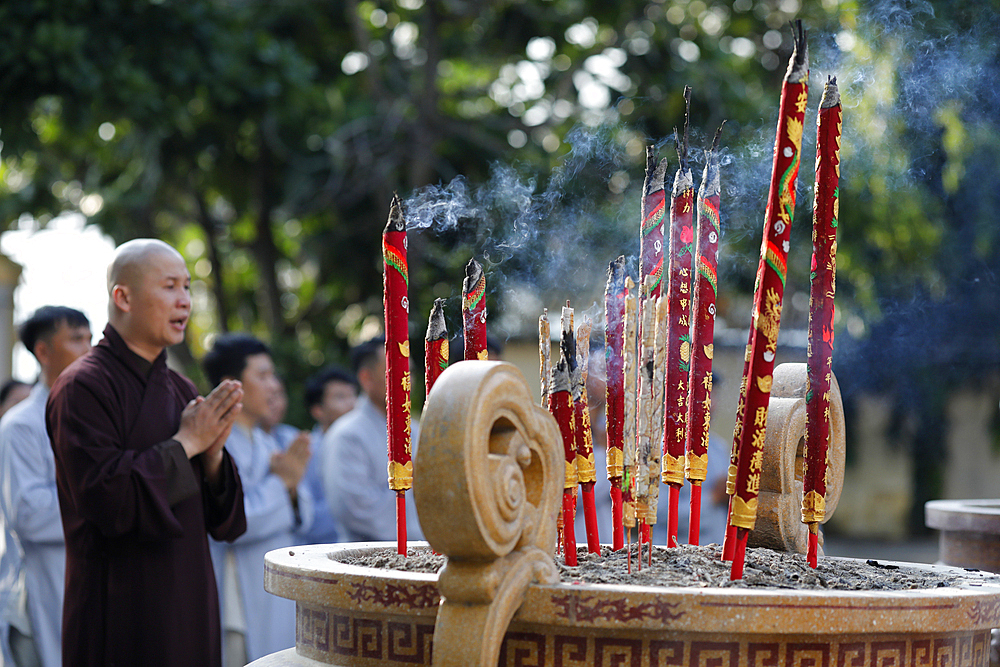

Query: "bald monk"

xmin=46 ymin=239 xmax=247 ymax=667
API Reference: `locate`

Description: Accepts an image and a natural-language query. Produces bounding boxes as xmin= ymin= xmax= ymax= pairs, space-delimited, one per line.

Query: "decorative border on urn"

xmin=294 ymin=605 xmax=991 ymax=667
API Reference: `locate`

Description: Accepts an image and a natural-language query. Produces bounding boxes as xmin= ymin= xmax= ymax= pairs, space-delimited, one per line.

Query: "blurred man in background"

xmin=0 ymin=306 xmax=90 ymax=667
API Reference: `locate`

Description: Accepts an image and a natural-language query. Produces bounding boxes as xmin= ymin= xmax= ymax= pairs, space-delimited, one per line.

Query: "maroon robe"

xmin=46 ymin=325 xmax=247 ymax=667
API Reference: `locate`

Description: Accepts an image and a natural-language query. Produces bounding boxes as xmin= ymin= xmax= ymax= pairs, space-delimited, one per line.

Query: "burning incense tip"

xmin=644 ymin=147 xmax=669 ymax=197
xmin=426 ymin=299 xmax=447 ymax=341
xmin=786 ymin=20 xmax=809 ymax=83
xmin=463 ymin=258 xmax=483 ymax=291
xmin=821 ymin=76 xmax=840 ymax=108
xmin=385 ymin=193 xmax=406 ymax=234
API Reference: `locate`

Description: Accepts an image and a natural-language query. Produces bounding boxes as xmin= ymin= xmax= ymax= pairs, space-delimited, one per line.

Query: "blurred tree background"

xmin=1 ymin=0 xmax=998 ymax=532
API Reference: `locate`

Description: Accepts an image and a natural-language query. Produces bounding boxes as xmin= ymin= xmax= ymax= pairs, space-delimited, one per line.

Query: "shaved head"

xmin=107 ymin=239 xmax=184 ymax=295
xmin=106 ymin=238 xmax=192 ymax=361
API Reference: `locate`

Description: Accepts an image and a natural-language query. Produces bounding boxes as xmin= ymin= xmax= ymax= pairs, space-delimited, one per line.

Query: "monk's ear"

xmin=111 ymin=284 xmax=131 ymax=313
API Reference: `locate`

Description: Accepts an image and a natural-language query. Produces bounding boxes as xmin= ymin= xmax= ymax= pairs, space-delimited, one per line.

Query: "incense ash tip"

xmin=426 ymin=299 xmax=447 ymax=341
xmin=785 ymin=20 xmax=809 ymax=84
xmin=462 ymin=258 xmax=483 ymax=294
xmin=821 ymin=76 xmax=840 ymax=109
xmin=384 ymin=194 xmax=406 ymax=234
xmin=644 ymin=150 xmax=667 ymax=196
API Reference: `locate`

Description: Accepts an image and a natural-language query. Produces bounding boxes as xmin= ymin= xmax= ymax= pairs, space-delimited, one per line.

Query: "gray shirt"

xmin=322 ymin=395 xmax=421 ymax=542
xmin=0 ymin=382 xmax=65 ymax=667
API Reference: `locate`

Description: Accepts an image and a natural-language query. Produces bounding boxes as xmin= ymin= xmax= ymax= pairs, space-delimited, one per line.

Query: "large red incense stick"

xmin=662 ymin=92 xmax=695 ymax=548
xmin=382 ymin=194 xmax=413 ymax=556
xmin=803 ymin=76 xmax=842 ymax=569
xmin=621 ymin=277 xmax=638 ymax=566
xmin=685 ymin=125 xmax=725 ymax=546
xmin=574 ymin=318 xmax=600 ymax=553
xmin=641 ymin=147 xmax=669 ymax=300
xmin=463 ymin=259 xmax=487 ymax=361
xmin=722 ymin=335 xmax=755 ymax=560
xmin=730 ymin=21 xmax=809 ymax=580
xmin=549 ymin=314 xmax=578 ymax=566
xmin=604 ymin=257 xmax=626 ymax=551
xmin=424 ymin=299 xmax=449 ymax=396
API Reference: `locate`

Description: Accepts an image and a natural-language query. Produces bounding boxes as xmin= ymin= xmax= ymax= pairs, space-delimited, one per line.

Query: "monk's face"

xmin=130 ymin=250 xmax=192 ymax=353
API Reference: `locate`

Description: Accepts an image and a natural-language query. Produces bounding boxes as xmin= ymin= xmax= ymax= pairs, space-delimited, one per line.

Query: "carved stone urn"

xmin=250 ymin=362 xmax=1000 ymax=667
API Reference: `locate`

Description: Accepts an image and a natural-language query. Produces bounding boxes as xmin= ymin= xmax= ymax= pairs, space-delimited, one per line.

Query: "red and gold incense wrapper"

xmin=549 ymin=306 xmax=579 ymax=566
xmin=463 ymin=259 xmax=487 ymax=361
xmin=802 ymin=76 xmax=842 ymax=569
xmin=424 ymin=299 xmax=449 ymax=397
xmin=722 ymin=339 xmax=753 ymax=561
xmin=382 ymin=194 xmax=412 ymax=556
xmin=685 ymin=125 xmax=724 ymax=546
xmin=662 ymin=97 xmax=696 ymax=549
xmin=640 ymin=147 xmax=670 ymax=301
xmin=621 ymin=278 xmax=639 ymax=566
xmin=730 ymin=21 xmax=809 ymax=580
xmin=539 ymin=309 xmax=551 ymax=407
xmin=575 ymin=318 xmax=600 ymax=553
xmin=604 ymin=257 xmax=627 ymax=551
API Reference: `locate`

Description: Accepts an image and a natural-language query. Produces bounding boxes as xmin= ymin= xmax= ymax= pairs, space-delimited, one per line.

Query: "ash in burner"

xmin=333 ymin=544 xmax=1000 ymax=591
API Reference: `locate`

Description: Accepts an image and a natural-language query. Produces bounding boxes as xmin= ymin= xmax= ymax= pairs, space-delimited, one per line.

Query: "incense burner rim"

xmin=265 ymin=542 xmax=1000 ymax=635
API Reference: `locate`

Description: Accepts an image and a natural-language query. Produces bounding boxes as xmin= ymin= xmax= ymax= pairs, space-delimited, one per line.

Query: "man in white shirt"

xmin=202 ymin=333 xmax=313 ymax=665
xmin=0 ymin=306 xmax=91 ymax=667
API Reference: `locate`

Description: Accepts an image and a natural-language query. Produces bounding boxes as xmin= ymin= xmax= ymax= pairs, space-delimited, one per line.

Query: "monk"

xmin=46 ymin=239 xmax=247 ymax=667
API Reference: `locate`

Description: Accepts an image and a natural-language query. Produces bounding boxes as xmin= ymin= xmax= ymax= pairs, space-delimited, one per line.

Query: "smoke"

xmin=404 ymin=125 xmax=642 ymax=340
xmin=402 ymin=0 xmax=1000 ymax=354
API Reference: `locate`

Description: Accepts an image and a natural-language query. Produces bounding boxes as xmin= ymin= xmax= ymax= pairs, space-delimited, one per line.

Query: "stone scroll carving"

xmin=748 ymin=362 xmax=846 ymax=553
xmin=413 ymin=361 xmax=563 ymax=667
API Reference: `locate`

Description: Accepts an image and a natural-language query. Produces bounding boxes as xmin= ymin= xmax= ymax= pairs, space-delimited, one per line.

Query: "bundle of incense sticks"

xmin=382 ymin=194 xmax=413 ymax=556
xmin=621 ymin=277 xmax=639 ymax=569
xmin=802 ymin=76 xmax=842 ymax=569
xmin=424 ymin=299 xmax=449 ymax=396
xmin=463 ymin=259 xmax=487 ymax=361
xmin=684 ymin=124 xmax=725 ymax=545
xmin=634 ymin=277 xmax=657 ymax=548
xmin=727 ymin=20 xmax=809 ymax=580
xmin=548 ymin=337 xmax=578 ymax=566
xmin=647 ymin=294 xmax=668 ymax=560
xmin=574 ymin=318 xmax=601 ymax=553
xmin=604 ymin=258 xmax=627 ymax=551
xmin=662 ymin=92 xmax=696 ymax=549
xmin=539 ymin=309 xmax=551 ymax=407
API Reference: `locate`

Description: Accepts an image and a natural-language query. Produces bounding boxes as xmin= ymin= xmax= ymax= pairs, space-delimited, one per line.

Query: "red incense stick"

xmin=382 ymin=194 xmax=413 ymax=556
xmin=803 ymin=76 xmax=842 ymax=569
xmin=662 ymin=90 xmax=696 ymax=548
xmin=548 ymin=342 xmax=578 ymax=566
xmin=463 ymin=259 xmax=487 ymax=361
xmin=604 ymin=257 xmax=627 ymax=551
xmin=731 ymin=20 xmax=809 ymax=581
xmin=622 ymin=278 xmax=639 ymax=563
xmin=574 ymin=318 xmax=600 ymax=553
xmin=685 ymin=124 xmax=725 ymax=546
xmin=424 ymin=299 xmax=449 ymax=396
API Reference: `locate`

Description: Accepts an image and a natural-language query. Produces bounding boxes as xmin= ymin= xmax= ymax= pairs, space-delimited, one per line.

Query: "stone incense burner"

xmin=251 ymin=362 xmax=1000 ymax=667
